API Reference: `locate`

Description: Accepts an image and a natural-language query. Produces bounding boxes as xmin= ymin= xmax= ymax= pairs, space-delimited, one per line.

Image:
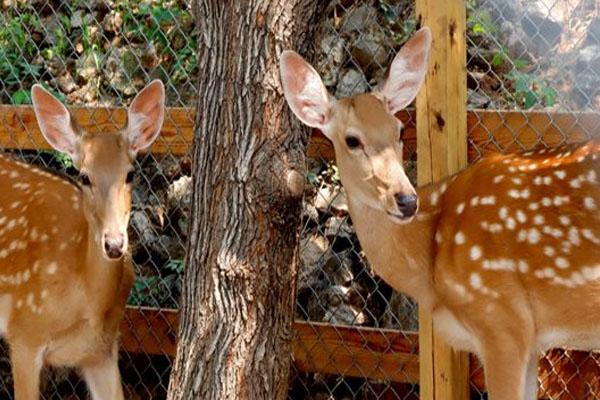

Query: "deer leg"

xmin=482 ymin=341 xmax=532 ymax=400
xmin=10 ymin=342 xmax=43 ymax=400
xmin=524 ymin=352 xmax=540 ymax=400
xmin=82 ymin=343 xmax=124 ymax=400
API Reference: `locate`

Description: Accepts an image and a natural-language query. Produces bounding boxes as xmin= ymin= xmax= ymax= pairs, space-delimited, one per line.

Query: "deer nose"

xmin=394 ymin=193 xmax=418 ymax=218
xmin=103 ymin=233 xmax=125 ymax=259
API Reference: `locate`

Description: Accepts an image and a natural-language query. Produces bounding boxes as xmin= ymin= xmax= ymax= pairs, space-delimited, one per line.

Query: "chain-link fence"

xmin=1 ymin=0 xmax=599 ymax=399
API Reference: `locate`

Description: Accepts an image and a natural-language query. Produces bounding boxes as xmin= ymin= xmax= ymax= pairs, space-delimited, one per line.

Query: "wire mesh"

xmin=1 ymin=0 xmax=599 ymax=399
xmin=467 ymin=0 xmax=600 ymax=399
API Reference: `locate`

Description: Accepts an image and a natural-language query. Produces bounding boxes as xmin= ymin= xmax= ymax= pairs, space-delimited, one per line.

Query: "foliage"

xmin=128 ymin=259 xmax=184 ymax=308
xmin=0 ymin=0 xmax=197 ymax=105
xmin=506 ymin=70 xmax=557 ymax=109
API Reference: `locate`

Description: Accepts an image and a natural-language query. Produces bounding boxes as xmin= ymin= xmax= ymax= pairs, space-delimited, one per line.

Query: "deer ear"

xmin=280 ymin=51 xmax=332 ymax=132
xmin=380 ymin=27 xmax=432 ymax=114
xmin=31 ymin=85 xmax=81 ymax=163
xmin=126 ymin=80 xmax=165 ymax=158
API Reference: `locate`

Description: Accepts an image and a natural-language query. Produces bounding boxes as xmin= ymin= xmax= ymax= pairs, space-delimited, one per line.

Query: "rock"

xmin=468 ymin=88 xmax=491 ymax=108
xmin=351 ymin=29 xmax=390 ymax=70
xmin=313 ymin=184 xmax=348 ymax=213
xmin=302 ymin=202 xmax=319 ymax=222
xmin=324 ymin=215 xmax=354 ymax=239
xmin=167 ymin=176 xmax=192 ymax=213
xmin=382 ymin=291 xmax=418 ymax=331
xmin=335 ymin=69 xmax=368 ymax=99
xmin=301 ymin=234 xmax=329 ymax=269
xmin=323 ymin=303 xmax=367 ymax=325
xmin=317 ymin=34 xmax=347 ymax=87
xmin=341 ymin=4 xmax=378 ymax=34
xmin=104 ymin=46 xmax=145 ymax=95
xmin=56 ymin=71 xmax=77 ymax=93
xmin=129 ymin=210 xmax=159 ymax=257
xmin=520 ymin=11 xmax=562 ymax=54
xmin=102 ymin=11 xmax=124 ymax=33
xmin=322 ymin=251 xmax=354 ymax=286
xmin=70 ymin=10 xmax=92 ymax=28
xmin=77 ymin=53 xmax=100 ymax=82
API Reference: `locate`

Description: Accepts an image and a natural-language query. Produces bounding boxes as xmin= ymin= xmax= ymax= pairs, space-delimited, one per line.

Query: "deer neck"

xmin=83 ymin=220 xmax=125 ymax=313
xmin=346 ymin=184 xmax=441 ymax=310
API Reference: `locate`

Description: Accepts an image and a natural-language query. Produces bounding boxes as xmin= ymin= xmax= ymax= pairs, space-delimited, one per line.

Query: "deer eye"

xmin=79 ymin=173 xmax=91 ymax=186
xmin=345 ymin=136 xmax=363 ymax=149
xmin=126 ymin=170 xmax=135 ymax=184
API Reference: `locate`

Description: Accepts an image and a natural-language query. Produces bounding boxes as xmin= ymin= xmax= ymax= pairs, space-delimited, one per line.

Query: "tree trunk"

xmin=166 ymin=1 xmax=326 ymax=399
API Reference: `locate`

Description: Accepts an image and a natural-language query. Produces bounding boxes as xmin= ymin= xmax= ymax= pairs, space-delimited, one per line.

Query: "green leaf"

xmin=491 ymin=52 xmax=504 ymax=68
xmin=523 ymin=91 xmax=537 ymax=109
xmin=513 ymin=59 xmax=529 ymax=70
xmin=11 ymin=89 xmax=30 ymax=105
xmin=543 ymin=87 xmax=557 ymax=107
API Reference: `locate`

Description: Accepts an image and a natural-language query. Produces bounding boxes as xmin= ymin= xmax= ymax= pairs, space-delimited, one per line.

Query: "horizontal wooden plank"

xmin=4 ymin=106 xmax=598 ymax=160
xmin=0 ymin=105 xmax=195 ymax=155
xmin=292 ymin=321 xmax=419 ymax=384
xmin=120 ymin=307 xmax=600 ymax=396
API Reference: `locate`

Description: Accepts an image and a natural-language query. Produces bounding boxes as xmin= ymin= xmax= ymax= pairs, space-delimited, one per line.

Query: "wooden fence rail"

xmin=2 ymin=106 xmax=600 ymax=160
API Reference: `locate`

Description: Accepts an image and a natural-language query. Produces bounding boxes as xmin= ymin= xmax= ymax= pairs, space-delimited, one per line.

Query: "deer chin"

xmin=386 ymin=210 xmax=415 ymax=225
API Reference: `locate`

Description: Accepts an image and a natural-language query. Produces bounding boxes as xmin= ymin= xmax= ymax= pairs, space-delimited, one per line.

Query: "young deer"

xmin=0 ymin=80 xmax=164 ymax=399
xmin=281 ymin=28 xmax=600 ymax=399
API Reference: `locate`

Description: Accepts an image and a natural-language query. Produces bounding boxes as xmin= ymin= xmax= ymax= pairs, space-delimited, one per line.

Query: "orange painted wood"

xmin=121 ymin=307 xmax=600 ymax=397
xmin=2 ymin=106 xmax=598 ymax=161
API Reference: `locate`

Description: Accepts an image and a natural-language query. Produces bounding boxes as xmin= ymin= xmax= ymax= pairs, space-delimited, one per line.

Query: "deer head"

xmin=280 ymin=28 xmax=431 ymax=223
xmin=31 ymin=80 xmax=165 ymax=260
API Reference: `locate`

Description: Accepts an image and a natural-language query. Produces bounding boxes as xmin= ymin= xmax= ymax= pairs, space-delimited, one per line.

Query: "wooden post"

xmin=415 ymin=0 xmax=469 ymax=399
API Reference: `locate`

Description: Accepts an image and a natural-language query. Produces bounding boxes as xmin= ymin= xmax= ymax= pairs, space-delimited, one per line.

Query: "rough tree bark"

xmin=166 ymin=1 xmax=326 ymax=399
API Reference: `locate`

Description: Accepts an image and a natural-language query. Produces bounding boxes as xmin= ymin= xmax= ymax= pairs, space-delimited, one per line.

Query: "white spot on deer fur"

xmin=584 ymin=197 xmax=597 ymax=210
xmin=543 ymin=226 xmax=564 ymax=238
xmin=553 ymin=196 xmax=569 ymax=206
xmin=470 ymin=246 xmax=482 ymax=261
xmin=533 ymin=176 xmax=543 ymax=185
xmin=493 ymin=175 xmax=504 ymax=184
xmin=568 ymin=227 xmax=581 ymax=246
xmin=8 ymin=171 xmax=18 ymax=179
xmin=508 ymin=166 xmax=517 ymax=173
xmin=511 ymin=177 xmax=522 ymax=185
xmin=480 ymin=196 xmax=496 ymax=205
xmin=455 ymin=232 xmax=465 ymax=245
xmin=559 ymin=216 xmax=571 ymax=226
xmin=482 ymin=259 xmax=516 ymax=271
xmin=40 ymin=290 xmax=48 ymax=300
xmin=499 ymin=207 xmax=508 ymax=220
xmin=542 ymin=197 xmax=552 ymax=207
xmin=587 ymin=170 xmax=597 ymax=183
xmin=439 ymin=182 xmax=448 ymax=194
xmin=430 ymin=192 xmax=439 ymax=206
xmin=470 ymin=196 xmax=480 ymax=206
xmin=569 ymin=178 xmax=582 ymax=189
xmin=456 ymin=203 xmax=465 ymax=214
xmin=46 ymin=262 xmax=58 ymax=275
xmin=543 ymin=176 xmax=552 ymax=185
xmin=516 ymin=210 xmax=527 ymax=223
xmin=505 ymin=218 xmax=516 ymax=230
xmin=469 ymin=273 xmax=482 ymax=289
xmin=517 ymin=229 xmax=527 ymax=242
xmin=533 ymin=215 xmax=545 ymax=225
xmin=508 ymin=189 xmax=520 ymax=199
xmin=527 ymin=228 xmax=541 ymax=244
xmin=582 ymin=229 xmax=600 ymax=245
xmin=555 ymin=257 xmax=570 ymax=269
xmin=554 ymin=170 xmax=566 ymax=179
xmin=518 ymin=260 xmax=529 ymax=273
xmin=528 ymin=202 xmax=540 ymax=211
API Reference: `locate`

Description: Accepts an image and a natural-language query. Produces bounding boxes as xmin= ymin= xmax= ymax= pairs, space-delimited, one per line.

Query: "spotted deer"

xmin=0 ymin=80 xmax=164 ymax=399
xmin=281 ymin=27 xmax=600 ymax=399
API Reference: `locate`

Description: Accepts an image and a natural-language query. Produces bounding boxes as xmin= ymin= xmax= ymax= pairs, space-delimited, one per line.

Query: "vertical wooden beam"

xmin=415 ymin=0 xmax=469 ymax=399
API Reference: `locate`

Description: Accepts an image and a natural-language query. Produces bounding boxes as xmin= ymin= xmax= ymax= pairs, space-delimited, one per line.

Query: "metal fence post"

xmin=415 ymin=0 xmax=469 ymax=398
